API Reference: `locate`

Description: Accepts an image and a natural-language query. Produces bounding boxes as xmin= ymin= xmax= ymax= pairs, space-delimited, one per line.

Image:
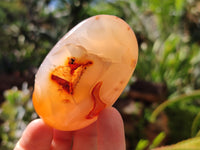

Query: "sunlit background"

xmin=0 ymin=0 xmax=200 ymax=149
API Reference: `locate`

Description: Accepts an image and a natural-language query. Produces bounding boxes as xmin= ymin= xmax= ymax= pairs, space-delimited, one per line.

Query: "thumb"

xmin=14 ymin=119 xmax=53 ymax=150
xmin=97 ymin=107 xmax=126 ymax=150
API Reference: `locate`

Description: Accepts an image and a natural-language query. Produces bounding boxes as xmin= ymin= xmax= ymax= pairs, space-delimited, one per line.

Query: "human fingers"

xmin=14 ymin=119 xmax=53 ymax=150
xmin=72 ymin=121 xmax=97 ymax=150
xmin=50 ymin=129 xmax=73 ymax=150
xmin=97 ymin=107 xmax=126 ymax=150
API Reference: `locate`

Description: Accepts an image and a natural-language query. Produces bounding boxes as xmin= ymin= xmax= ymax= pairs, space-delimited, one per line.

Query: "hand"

xmin=14 ymin=107 xmax=125 ymax=150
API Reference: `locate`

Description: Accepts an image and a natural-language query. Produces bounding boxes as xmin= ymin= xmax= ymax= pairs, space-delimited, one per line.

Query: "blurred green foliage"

xmin=0 ymin=0 xmax=200 ymax=149
xmin=0 ymin=83 xmax=36 ymax=150
xmin=166 ymin=100 xmax=200 ymax=143
xmin=0 ymin=0 xmax=91 ymax=73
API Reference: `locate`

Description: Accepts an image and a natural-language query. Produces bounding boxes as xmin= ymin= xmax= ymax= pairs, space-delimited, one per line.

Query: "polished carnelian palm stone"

xmin=32 ymin=15 xmax=138 ymax=131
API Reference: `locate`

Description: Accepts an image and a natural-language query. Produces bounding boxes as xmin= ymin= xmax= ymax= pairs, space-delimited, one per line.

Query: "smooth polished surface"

xmin=32 ymin=15 xmax=138 ymax=131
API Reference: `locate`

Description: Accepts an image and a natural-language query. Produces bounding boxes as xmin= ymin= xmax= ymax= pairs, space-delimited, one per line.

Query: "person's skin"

xmin=14 ymin=107 xmax=126 ymax=150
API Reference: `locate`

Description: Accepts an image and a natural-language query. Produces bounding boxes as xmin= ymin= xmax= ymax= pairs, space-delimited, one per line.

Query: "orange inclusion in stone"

xmin=51 ymin=74 xmax=72 ymax=94
xmin=50 ymin=57 xmax=93 ymax=95
xmin=68 ymin=57 xmax=81 ymax=75
xmin=86 ymin=81 xmax=106 ymax=119
xmin=68 ymin=57 xmax=93 ymax=75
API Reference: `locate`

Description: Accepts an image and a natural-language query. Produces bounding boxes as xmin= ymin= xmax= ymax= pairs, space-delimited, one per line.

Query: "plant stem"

xmin=150 ymin=89 xmax=200 ymax=123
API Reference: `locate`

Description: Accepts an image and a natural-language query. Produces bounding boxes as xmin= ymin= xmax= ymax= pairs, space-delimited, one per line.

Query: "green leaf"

xmin=153 ymin=137 xmax=200 ymax=150
xmin=150 ymin=89 xmax=200 ymax=123
xmin=135 ymin=139 xmax=149 ymax=150
xmin=191 ymin=112 xmax=200 ymax=137
xmin=150 ymin=132 xmax=166 ymax=149
xmin=4 ymin=87 xmax=20 ymax=105
xmin=175 ymin=0 xmax=185 ymax=13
